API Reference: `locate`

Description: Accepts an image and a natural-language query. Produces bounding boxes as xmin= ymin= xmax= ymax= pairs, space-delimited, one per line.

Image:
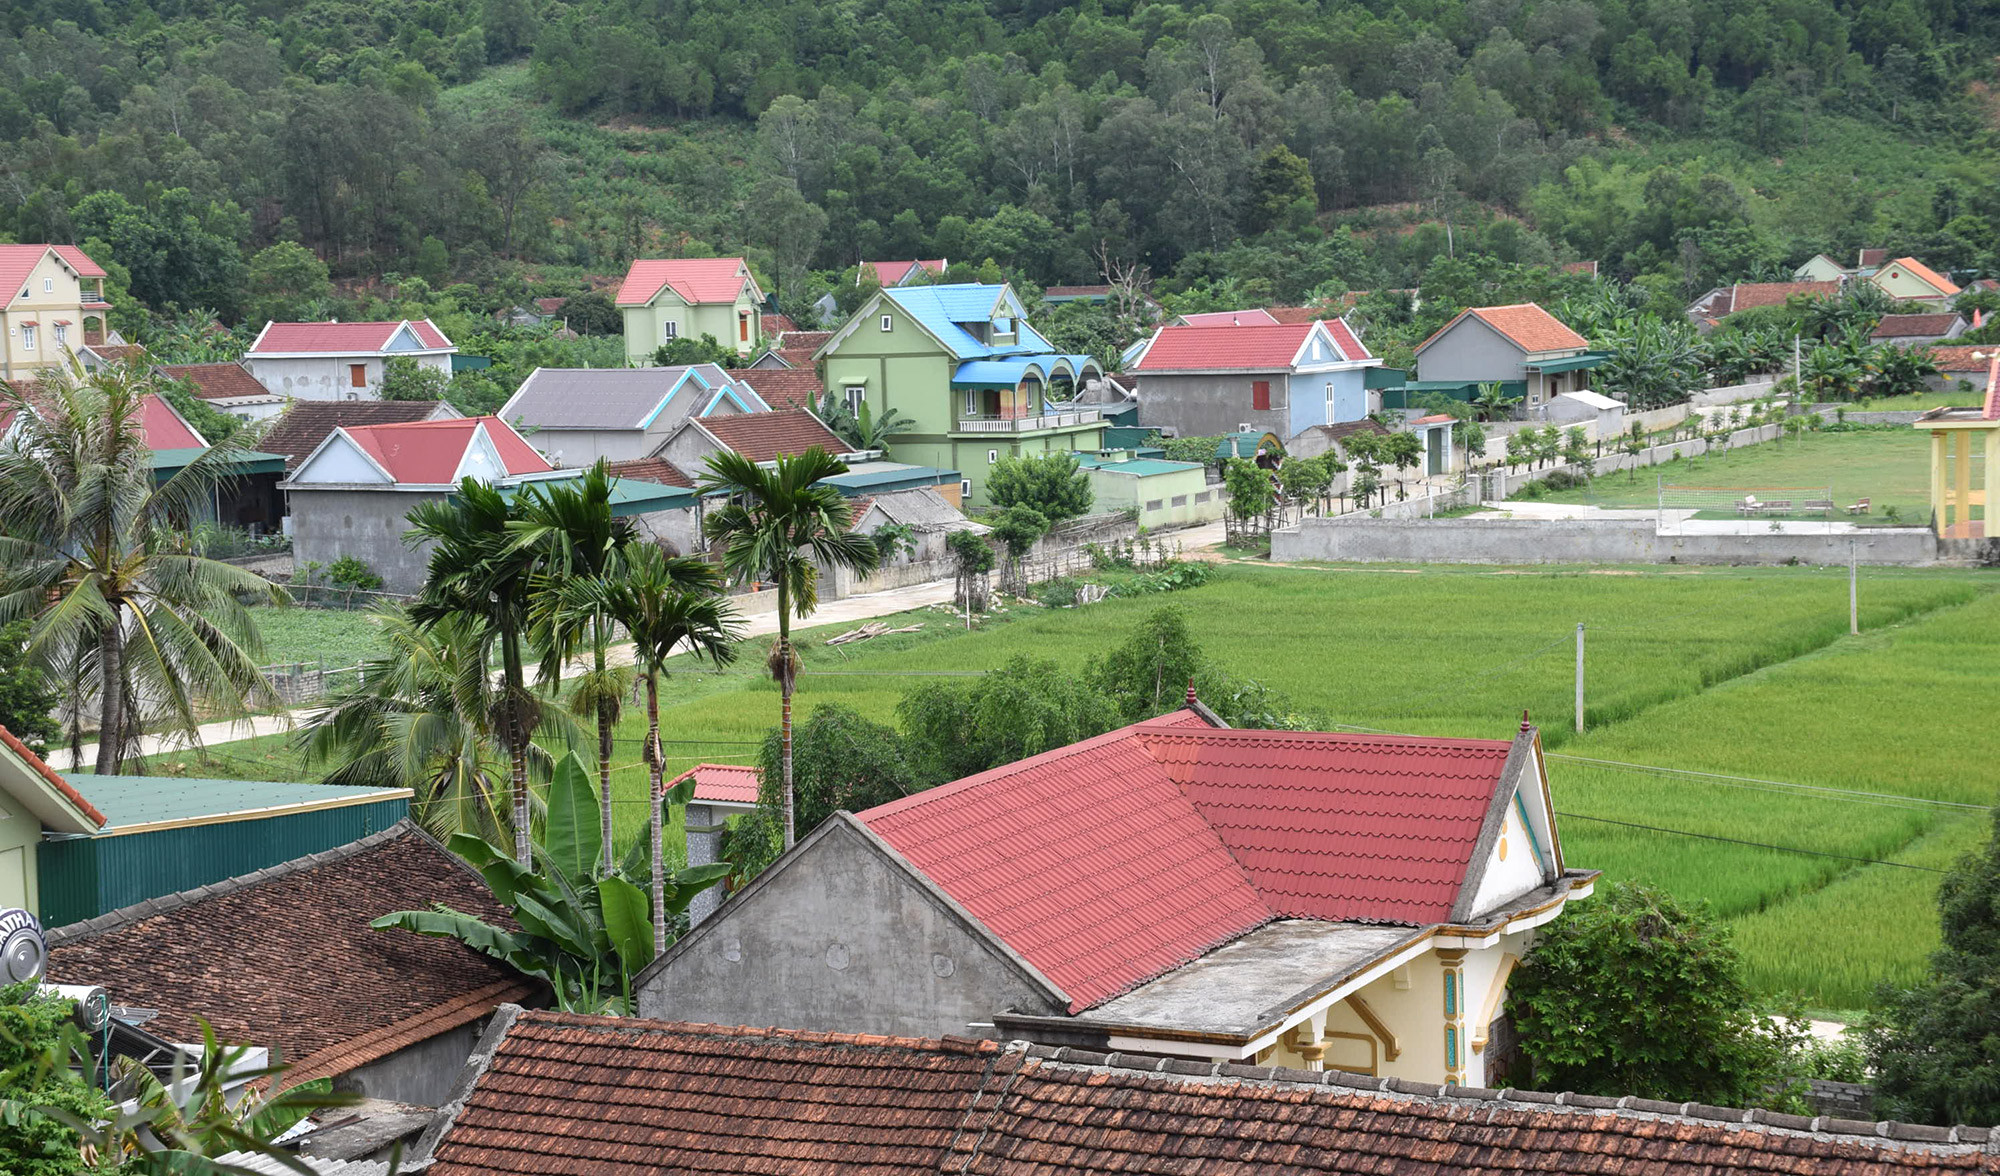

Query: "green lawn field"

xmin=184 ymin=560 xmax=1999 ymax=1010
xmin=1533 ymin=429 xmax=1938 ymax=525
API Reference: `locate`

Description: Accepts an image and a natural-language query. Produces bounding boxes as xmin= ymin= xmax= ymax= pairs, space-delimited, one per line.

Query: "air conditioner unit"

xmin=1237 ymin=422 xmax=1252 ymax=433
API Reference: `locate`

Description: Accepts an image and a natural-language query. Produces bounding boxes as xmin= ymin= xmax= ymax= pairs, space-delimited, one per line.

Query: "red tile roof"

xmin=423 ymin=1012 xmax=1995 ymax=1176
xmin=1883 ymin=256 xmax=1960 ymax=297
xmin=157 ymin=362 xmax=272 ymax=402
xmin=0 ymin=724 xmax=104 ymax=828
xmin=761 ymin=311 xmax=798 ymax=334
xmin=140 ymin=393 xmax=207 ymax=449
xmin=1323 ymin=317 xmax=1371 ymax=360
xmin=1420 ymin=303 xmax=1588 ymax=354
xmin=1931 ymin=346 xmax=1991 ymax=373
xmin=46 ymin=824 xmax=533 ymax=1077
xmin=860 ymin=713 xmax=1519 ymax=1011
xmin=604 ymin=456 xmax=694 ymax=489
xmin=1871 ymin=313 xmax=1963 ymax=338
xmin=1180 ymin=308 xmax=1279 ymax=326
xmin=260 ymin=400 xmax=455 ymax=470
xmin=0 ymin=244 xmax=105 ymax=301
xmin=665 ymin=763 xmax=761 ymax=805
xmin=248 ymin=319 xmax=452 ymax=354
xmin=695 ymin=409 xmax=848 ymax=462
xmin=865 ymin=259 xmax=946 ymax=286
xmin=1859 ymin=248 xmax=1889 ymax=268
xmin=617 ymin=258 xmax=756 ymax=306
xmin=338 ymin=416 xmax=551 ymax=484
xmin=735 ymin=365 xmax=823 ymax=410
xmin=1136 ymin=323 xmax=1317 ymax=372
xmin=777 ymin=329 xmax=833 ymax=352
xmin=1728 ymin=282 xmax=1841 ymax=312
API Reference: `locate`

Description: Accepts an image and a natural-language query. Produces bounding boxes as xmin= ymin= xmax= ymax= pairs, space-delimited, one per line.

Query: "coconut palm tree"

xmin=0 ymin=360 xmax=283 ymax=772
xmin=515 ymin=463 xmax=636 ymax=875
xmin=555 ymin=545 xmax=740 ymax=952
xmin=406 ymin=479 xmax=545 ymax=864
xmin=699 ymin=448 xmax=878 ymax=850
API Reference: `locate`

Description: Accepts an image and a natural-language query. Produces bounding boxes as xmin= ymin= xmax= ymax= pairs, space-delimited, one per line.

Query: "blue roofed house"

xmin=817 ymin=284 xmax=1106 ymax=507
xmin=497 ymin=365 xmax=769 ymax=467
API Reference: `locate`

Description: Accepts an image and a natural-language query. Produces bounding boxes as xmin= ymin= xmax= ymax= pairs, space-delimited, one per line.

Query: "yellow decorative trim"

xmin=98 ymin=788 xmax=416 ymax=838
xmin=1323 ymin=1031 xmax=1378 ymax=1076
xmin=1344 ymin=994 xmax=1400 ymax=1062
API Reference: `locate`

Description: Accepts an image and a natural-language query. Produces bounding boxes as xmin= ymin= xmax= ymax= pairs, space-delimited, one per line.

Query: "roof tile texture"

xmin=859 ymin=715 xmax=1514 ymax=1010
xmin=1872 ymin=314 xmax=1963 ymax=338
xmin=736 ymin=365 xmax=824 ymax=410
xmin=1137 ymin=322 xmax=1316 ymax=372
xmin=698 ymin=409 xmax=847 ymax=462
xmin=341 ymin=417 xmax=550 ymax=483
xmin=665 ymin=763 xmax=761 ymax=805
xmin=158 ymin=362 xmax=272 ymax=402
xmin=46 ymin=827 xmax=523 ymax=1068
xmin=616 ymin=258 xmax=753 ymax=306
xmin=260 ymin=401 xmax=452 ymax=469
xmin=0 ymin=244 xmax=105 ymax=300
xmin=426 ymin=1014 xmax=1994 ymax=1176
xmin=1458 ymin=303 xmax=1589 ymax=352
xmin=1730 ymin=282 xmax=1841 ymax=311
xmin=250 ymin=320 xmax=451 ymax=354
xmin=604 ymin=456 xmax=694 ymax=489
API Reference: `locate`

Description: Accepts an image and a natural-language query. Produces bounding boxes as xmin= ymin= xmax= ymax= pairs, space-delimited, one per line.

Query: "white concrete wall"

xmin=248 ymin=353 xmax=451 ymax=400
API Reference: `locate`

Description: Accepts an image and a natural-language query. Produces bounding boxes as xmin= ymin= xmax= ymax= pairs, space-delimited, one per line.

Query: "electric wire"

xmin=1552 ymin=811 xmax=1947 ymax=873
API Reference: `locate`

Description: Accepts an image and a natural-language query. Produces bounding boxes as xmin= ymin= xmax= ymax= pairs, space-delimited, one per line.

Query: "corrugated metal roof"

xmin=1074 ymin=455 xmax=1204 ymax=477
xmin=65 ymin=774 xmax=412 ymax=835
xmin=501 ymin=367 xmax=706 ymax=431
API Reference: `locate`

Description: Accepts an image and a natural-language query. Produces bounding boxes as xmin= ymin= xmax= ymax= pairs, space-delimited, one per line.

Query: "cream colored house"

xmin=1869 ymin=257 xmax=1960 ymax=305
xmin=0 ymin=245 xmax=111 ymax=382
xmin=617 ymin=258 xmax=766 ymax=363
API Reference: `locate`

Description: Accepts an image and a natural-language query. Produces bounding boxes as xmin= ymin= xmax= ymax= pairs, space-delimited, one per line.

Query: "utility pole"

xmin=1850 ymin=540 xmax=1859 ymax=636
xmin=1574 ymin=623 xmax=1586 ymax=734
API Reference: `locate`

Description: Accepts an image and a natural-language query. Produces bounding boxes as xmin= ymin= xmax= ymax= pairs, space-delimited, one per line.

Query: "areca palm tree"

xmin=555 ymin=545 xmax=740 ymax=952
xmin=0 ymin=360 xmax=283 ymax=772
xmin=515 ymin=463 xmax=636 ymax=875
xmin=406 ymin=479 xmax=545 ymax=864
xmin=700 ymin=448 xmax=879 ymax=849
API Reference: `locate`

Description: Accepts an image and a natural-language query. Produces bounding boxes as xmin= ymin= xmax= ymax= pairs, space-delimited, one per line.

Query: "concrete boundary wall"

xmin=1476 ymin=423 xmax=1784 ymax=501
xmin=1271 ymin=516 xmax=1937 ymax=566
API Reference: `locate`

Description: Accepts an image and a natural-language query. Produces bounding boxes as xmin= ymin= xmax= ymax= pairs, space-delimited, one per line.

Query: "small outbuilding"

xmin=1073 ymin=451 xmax=1221 ymax=529
xmin=1546 ymin=389 xmax=1626 ymax=437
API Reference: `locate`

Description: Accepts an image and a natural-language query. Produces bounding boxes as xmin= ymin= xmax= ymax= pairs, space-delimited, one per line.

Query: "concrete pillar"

xmin=1931 ymin=430 xmax=1947 ymax=535
xmin=1438 ymin=948 xmax=1468 ymax=1086
xmin=1956 ymin=431 xmax=1974 ymax=536
xmin=684 ymin=802 xmax=726 ymax=927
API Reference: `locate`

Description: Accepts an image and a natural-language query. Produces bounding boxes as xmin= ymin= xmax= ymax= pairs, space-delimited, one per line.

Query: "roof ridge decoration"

xmin=46 ymin=820 xmax=435 ymax=945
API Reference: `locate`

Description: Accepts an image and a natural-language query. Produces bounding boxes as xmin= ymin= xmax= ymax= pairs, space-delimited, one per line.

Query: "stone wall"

xmin=1271 ymin=516 xmax=1937 ymax=566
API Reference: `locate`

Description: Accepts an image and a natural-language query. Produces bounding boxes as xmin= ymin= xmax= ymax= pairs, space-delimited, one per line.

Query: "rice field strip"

xmin=1544 ymin=754 xmax=1987 ymax=813
xmin=1339 ymin=634 xmax=1575 ymax=714
xmin=1552 ymin=812 xmax=1949 ymax=873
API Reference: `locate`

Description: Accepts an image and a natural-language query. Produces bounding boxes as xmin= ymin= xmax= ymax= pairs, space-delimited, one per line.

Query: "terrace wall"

xmin=1270 ymin=516 xmax=1937 ymax=566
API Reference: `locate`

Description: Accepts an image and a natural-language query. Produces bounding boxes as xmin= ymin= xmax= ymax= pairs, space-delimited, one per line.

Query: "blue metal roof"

xmin=953 ymin=358 xmax=1068 ymax=387
xmin=880 ymin=284 xmax=1060 ymax=359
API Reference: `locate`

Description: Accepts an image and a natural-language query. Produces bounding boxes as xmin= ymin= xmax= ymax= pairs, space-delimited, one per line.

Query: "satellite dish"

xmin=0 ymin=908 xmax=46 ymax=984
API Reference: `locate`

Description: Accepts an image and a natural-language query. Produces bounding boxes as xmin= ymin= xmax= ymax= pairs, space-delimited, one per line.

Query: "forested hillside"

xmin=3 ymin=0 xmax=1996 ymax=342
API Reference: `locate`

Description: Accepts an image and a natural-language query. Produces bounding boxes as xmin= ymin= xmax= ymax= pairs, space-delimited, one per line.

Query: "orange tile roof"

xmin=1417 ymin=303 xmax=1587 ymax=354
xmin=1729 ymin=282 xmax=1840 ymax=312
xmin=697 ymin=409 xmax=849 ymax=462
xmin=1884 ymin=257 xmax=1960 ymax=297
xmin=0 ymin=724 xmax=104 ymax=827
xmin=605 ymin=456 xmax=695 ymax=489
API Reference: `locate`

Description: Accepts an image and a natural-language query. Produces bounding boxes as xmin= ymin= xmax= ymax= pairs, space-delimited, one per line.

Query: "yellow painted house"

xmin=617 ymin=257 xmax=766 ymax=363
xmin=0 ymin=245 xmax=111 ymax=382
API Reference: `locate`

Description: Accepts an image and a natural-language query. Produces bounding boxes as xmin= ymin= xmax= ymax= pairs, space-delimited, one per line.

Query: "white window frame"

xmin=844 ymin=385 xmax=865 ymax=416
xmin=1325 ymin=380 xmax=1335 ymax=420
xmin=988 ymin=449 xmax=998 ymax=464
xmin=53 ymin=323 xmax=66 ymax=345
xmin=662 ymin=319 xmax=680 ymax=340
xmin=963 ymin=388 xmax=980 ymax=416
xmin=19 ymin=325 xmax=34 ymax=351
xmin=960 ymin=479 xmax=972 ymax=498
xmin=42 ymin=277 xmax=52 ymax=293
xmin=879 ymin=314 xmax=893 ymax=332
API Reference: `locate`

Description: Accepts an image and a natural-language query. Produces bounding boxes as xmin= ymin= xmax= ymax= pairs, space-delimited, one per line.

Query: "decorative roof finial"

xmin=1520 ymin=709 xmax=1533 ymax=733
xmin=1187 ymin=678 xmax=1198 ymax=706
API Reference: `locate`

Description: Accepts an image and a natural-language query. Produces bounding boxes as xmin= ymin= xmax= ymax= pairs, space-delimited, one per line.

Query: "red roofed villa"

xmin=243 ymin=319 xmax=456 ymax=402
xmin=636 ymin=701 xmax=1595 ymax=1088
xmin=616 ymin=257 xmax=766 ymax=361
xmin=0 ymin=244 xmax=112 ymax=381
xmin=1127 ymin=318 xmax=1379 ymax=441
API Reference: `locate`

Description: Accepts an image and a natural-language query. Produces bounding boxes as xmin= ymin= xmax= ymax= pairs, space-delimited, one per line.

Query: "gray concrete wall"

xmin=1415 ymin=316 xmax=1525 ymax=384
xmin=1690 ymin=376 xmax=1779 ymax=406
xmin=635 ymin=819 xmax=1064 ymax=1038
xmin=1134 ymin=371 xmax=1292 ymax=439
xmin=337 ymin=1020 xmax=485 ymax=1108
xmin=625 ymin=504 xmax=704 ymax=557
xmin=288 ymin=488 xmax=440 ymax=595
xmin=1272 ymin=516 xmax=1937 ymax=566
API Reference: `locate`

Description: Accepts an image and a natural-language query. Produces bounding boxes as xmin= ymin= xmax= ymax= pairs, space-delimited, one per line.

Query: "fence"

xmin=286 ymin=583 xmax=416 ymax=611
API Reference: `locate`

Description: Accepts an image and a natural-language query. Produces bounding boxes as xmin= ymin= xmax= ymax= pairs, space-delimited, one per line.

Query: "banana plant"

xmin=374 ymin=751 xmax=730 ymax=1014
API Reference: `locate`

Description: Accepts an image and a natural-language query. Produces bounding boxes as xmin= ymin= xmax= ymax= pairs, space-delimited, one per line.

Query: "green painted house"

xmin=816 ymin=284 xmax=1105 ymax=508
xmin=617 ymin=258 xmax=767 ymax=363
xmin=1073 ymin=451 xmax=1222 ymax=529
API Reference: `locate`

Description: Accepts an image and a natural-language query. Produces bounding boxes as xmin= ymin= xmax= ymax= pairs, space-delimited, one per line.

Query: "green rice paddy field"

xmin=195 ymin=560 xmax=2000 ymax=1010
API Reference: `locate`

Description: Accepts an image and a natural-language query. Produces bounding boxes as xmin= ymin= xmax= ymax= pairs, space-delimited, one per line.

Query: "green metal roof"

xmin=60 ymin=774 xmax=412 ymax=837
xmin=1526 ymin=351 xmax=1610 ymax=373
xmin=148 ymin=448 xmax=288 ymax=475
xmin=1074 ymin=454 xmax=1203 ymax=477
xmin=498 ymin=476 xmax=696 ymax=514
xmin=825 ymin=465 xmax=962 ymax=494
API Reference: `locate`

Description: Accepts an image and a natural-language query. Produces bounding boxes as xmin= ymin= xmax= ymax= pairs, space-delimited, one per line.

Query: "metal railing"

xmin=955 ymin=407 xmax=1102 ymax=433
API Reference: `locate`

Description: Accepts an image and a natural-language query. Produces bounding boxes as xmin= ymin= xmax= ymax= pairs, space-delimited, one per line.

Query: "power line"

xmin=1552 ymin=811 xmax=1947 ymax=873
xmin=1545 ymin=753 xmax=1985 ymax=813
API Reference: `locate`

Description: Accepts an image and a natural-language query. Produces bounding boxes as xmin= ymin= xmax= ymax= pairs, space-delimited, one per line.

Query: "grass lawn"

xmin=187 ymin=560 xmax=1998 ymax=1008
xmin=248 ymin=606 xmax=391 ymax=668
xmin=1530 ymin=429 xmax=1938 ymax=525
xmin=1850 ymin=387 xmax=1985 ymax=413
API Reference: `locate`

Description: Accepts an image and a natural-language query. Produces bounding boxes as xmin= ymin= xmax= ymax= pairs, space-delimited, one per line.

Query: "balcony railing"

xmin=955 ymin=407 xmax=1102 ymax=433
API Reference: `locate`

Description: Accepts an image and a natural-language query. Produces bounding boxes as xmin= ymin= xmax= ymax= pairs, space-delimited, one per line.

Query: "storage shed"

xmin=1073 ymin=451 xmax=1221 ymax=529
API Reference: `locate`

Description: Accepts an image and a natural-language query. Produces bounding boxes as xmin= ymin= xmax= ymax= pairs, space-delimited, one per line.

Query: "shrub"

xmin=1036 ymin=576 xmax=1084 ymax=608
xmin=1540 ymin=469 xmax=1587 ymax=491
xmin=986 ymin=453 xmax=1093 ymax=522
xmin=325 ymin=555 xmax=384 ymax=590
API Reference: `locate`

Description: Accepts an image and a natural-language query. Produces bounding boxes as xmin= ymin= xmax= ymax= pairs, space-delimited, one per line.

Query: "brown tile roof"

xmin=735 ymin=365 xmax=823 ymax=410
xmin=604 ymin=456 xmax=694 ymax=489
xmin=1264 ymin=305 xmax=1332 ymax=324
xmin=1729 ymin=281 xmax=1841 ymax=312
xmin=696 ymin=409 xmax=848 ymax=461
xmin=1871 ymin=313 xmax=1962 ymax=339
xmin=776 ymin=330 xmax=833 ymax=352
xmin=762 ymin=311 xmax=799 ymax=334
xmin=1929 ymin=346 xmax=1991 ymax=373
xmin=1562 ymin=260 xmax=1600 ymax=277
xmin=261 ymin=400 xmax=454 ymax=469
xmin=423 ymin=1014 xmax=1995 ymax=1175
xmin=157 ymin=362 xmax=272 ymax=402
xmin=1859 ymin=248 xmax=1890 ymax=268
xmin=46 ymin=823 xmax=533 ymax=1076
xmin=87 ymin=343 xmax=149 ymax=364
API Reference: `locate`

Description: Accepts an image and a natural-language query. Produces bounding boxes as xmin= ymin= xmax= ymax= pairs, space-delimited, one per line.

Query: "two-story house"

xmin=816 ymin=283 xmax=1105 ymax=507
xmin=497 ymin=364 xmax=768 ymax=466
xmin=1413 ymin=303 xmax=1598 ymax=418
xmin=0 ymin=245 xmax=112 ymax=381
xmin=617 ymin=258 xmax=766 ymax=363
xmin=244 ymin=320 xmax=457 ymax=401
xmin=1130 ymin=318 xmax=1379 ymax=442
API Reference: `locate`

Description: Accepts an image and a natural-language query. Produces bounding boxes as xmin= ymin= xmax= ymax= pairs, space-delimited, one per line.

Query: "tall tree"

xmin=700 ymin=448 xmax=878 ymax=849
xmin=0 ymin=361 xmax=282 ymax=772
xmin=559 ymin=545 xmax=739 ymax=950
xmin=406 ymin=479 xmax=545 ymax=864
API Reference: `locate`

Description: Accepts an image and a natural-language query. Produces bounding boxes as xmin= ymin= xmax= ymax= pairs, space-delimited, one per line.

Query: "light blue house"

xmin=1129 ymin=318 xmax=1380 ymax=444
